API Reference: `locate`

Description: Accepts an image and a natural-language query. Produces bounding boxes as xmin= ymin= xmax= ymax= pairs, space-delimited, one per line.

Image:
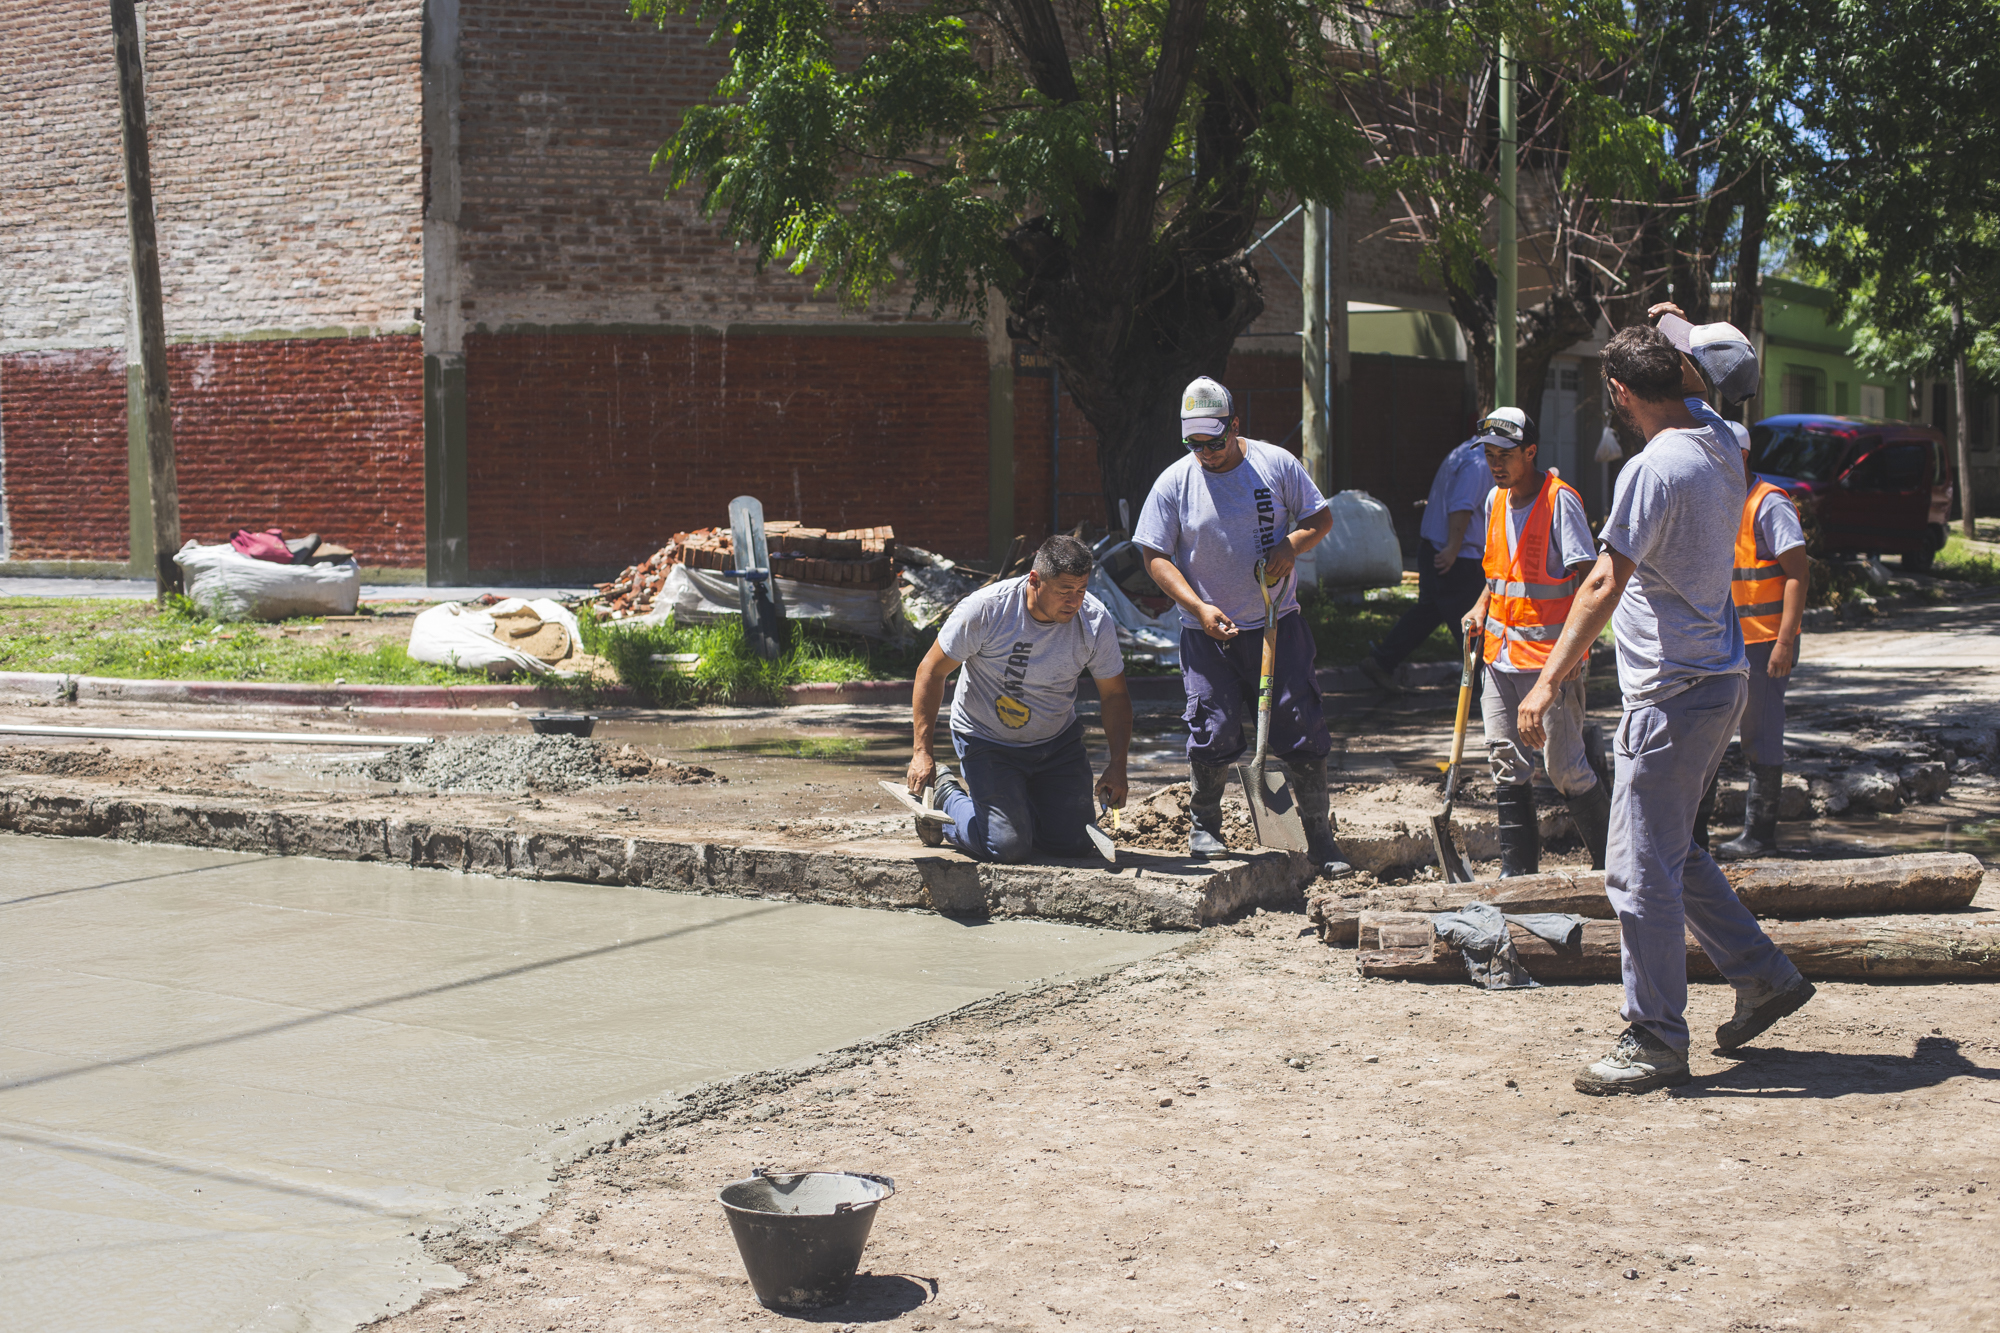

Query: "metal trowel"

xmin=1235 ymin=560 xmax=1310 ymax=853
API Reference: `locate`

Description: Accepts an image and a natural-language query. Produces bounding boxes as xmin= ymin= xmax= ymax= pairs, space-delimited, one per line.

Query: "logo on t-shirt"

xmin=1255 ymin=485 xmax=1275 ymax=554
xmin=996 ymin=640 xmax=1035 ymax=729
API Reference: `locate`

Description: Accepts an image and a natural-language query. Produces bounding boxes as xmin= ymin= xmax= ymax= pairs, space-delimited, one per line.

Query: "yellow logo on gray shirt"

xmin=995 ymin=694 xmax=1031 ymax=729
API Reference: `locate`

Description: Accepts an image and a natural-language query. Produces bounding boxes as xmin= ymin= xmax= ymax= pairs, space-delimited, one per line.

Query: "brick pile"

xmin=590 ymin=524 xmax=899 ymax=619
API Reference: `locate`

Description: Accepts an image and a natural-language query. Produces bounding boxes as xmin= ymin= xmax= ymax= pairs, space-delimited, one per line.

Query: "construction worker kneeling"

xmin=1459 ymin=412 xmax=1612 ymax=874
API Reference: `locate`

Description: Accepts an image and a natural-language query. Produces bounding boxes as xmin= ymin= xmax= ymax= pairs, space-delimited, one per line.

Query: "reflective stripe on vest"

xmin=1733 ymin=480 xmax=1792 ymax=644
xmin=1481 ymin=472 xmax=1584 ymax=671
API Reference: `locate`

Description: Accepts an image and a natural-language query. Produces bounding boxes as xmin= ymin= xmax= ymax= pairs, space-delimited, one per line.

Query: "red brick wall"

xmin=464 ymin=331 xmax=991 ymax=577
xmin=1 ymin=337 xmax=423 ymax=565
xmin=0 ymin=349 xmax=129 ymax=561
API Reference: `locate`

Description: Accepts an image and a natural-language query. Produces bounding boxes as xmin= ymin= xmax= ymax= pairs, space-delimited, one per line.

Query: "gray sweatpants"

xmin=1606 ymin=672 xmax=1801 ymax=1050
xmin=1738 ymin=639 xmax=1790 ymax=766
xmin=1481 ymin=667 xmax=1598 ymax=796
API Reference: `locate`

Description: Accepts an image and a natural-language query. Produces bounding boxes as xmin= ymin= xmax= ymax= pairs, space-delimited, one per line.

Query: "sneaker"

xmin=1714 ymin=976 xmax=1816 ymax=1051
xmin=1358 ymin=655 xmax=1403 ymax=694
xmin=1573 ymin=1024 xmax=1691 ymax=1096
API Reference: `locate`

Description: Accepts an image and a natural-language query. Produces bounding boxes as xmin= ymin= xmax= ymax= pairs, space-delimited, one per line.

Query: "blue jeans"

xmin=1606 ymin=673 xmax=1801 ymax=1050
xmin=939 ymin=718 xmax=1097 ymax=863
xmin=1177 ymin=612 xmax=1331 ymax=767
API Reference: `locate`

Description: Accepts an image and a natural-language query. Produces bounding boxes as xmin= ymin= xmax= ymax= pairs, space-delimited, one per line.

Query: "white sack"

xmin=1313 ymin=490 xmax=1404 ymax=590
xmin=174 ymin=541 xmax=360 ymax=622
xmin=635 ymin=564 xmax=908 ymax=639
xmin=1087 ymin=566 xmax=1181 ymax=667
xmin=407 ymin=602 xmax=561 ymax=676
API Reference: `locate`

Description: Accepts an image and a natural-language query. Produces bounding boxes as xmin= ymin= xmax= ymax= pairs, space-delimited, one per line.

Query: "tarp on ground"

xmin=633 ymin=564 xmax=910 ymax=640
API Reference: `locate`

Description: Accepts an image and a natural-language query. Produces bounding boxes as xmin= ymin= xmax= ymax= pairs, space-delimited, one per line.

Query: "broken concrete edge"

xmin=0 ymin=670 xmax=639 ymax=712
xmin=426 ymin=942 xmax=1213 ymax=1265
xmin=783 ymin=661 xmax=1460 ymax=709
xmin=0 ymin=782 xmax=1313 ymax=933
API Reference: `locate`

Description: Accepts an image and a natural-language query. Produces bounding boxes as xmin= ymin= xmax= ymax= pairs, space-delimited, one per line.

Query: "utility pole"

xmin=111 ymin=0 xmax=182 ymax=598
xmin=1494 ymin=35 xmax=1518 ymax=410
xmin=1302 ymin=203 xmax=1330 ymax=494
xmin=1952 ymin=284 xmax=1976 ymax=539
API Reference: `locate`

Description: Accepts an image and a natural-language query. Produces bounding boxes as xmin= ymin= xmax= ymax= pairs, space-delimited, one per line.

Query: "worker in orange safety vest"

xmin=1693 ymin=418 xmax=1810 ymax=858
xmin=1459 ymin=408 xmax=1613 ymax=875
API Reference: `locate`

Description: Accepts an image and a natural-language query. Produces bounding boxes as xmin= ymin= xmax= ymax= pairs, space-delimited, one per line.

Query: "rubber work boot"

xmin=1358 ymin=655 xmax=1403 ymax=695
xmin=1188 ymin=761 xmax=1231 ymax=858
xmin=1715 ymin=975 xmax=1816 ymax=1051
xmin=1284 ymin=752 xmax=1355 ymax=880
xmin=914 ymin=768 xmax=963 ymax=848
xmin=1496 ymin=782 xmax=1539 ymax=878
xmin=1567 ymin=780 xmax=1613 ymax=871
xmin=1717 ymin=763 xmax=1783 ymax=861
xmin=1693 ymin=775 xmax=1719 ymax=852
xmin=1573 ymin=1024 xmax=1691 ymax=1096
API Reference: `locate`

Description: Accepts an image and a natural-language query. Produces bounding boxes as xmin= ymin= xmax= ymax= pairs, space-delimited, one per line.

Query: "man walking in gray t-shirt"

xmin=1518 ymin=323 xmax=1811 ymax=1096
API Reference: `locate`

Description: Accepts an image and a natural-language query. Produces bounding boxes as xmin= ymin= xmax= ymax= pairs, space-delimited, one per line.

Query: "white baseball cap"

xmin=1180 ymin=376 xmax=1233 ymax=438
xmin=1658 ymin=313 xmax=1760 ymax=407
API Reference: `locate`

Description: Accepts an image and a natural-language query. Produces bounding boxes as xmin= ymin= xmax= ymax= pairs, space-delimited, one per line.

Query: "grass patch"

xmin=579 ymin=610 xmax=934 ymax=706
xmin=1932 ymin=535 xmax=2000 ymax=587
xmin=1295 ymin=585 xmax=1458 ymax=667
xmin=0 ymin=597 xmax=491 ymax=685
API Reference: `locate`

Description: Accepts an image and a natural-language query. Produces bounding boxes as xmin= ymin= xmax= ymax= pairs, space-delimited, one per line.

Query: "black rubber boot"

xmin=1496 ymin=782 xmax=1539 ymax=878
xmin=1188 ymin=761 xmax=1231 ymax=858
xmin=1693 ymin=776 xmax=1719 ymax=852
xmin=1284 ymin=752 xmax=1355 ymax=880
xmin=1718 ymin=764 xmax=1783 ymax=861
xmin=1567 ymin=780 xmax=1612 ymax=871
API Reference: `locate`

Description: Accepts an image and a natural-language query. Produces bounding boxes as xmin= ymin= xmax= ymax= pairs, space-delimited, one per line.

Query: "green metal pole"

xmin=1495 ymin=36 xmax=1517 ymax=410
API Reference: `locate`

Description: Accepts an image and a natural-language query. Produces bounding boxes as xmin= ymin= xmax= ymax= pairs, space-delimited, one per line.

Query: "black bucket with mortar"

xmin=718 ymin=1169 xmax=896 ymax=1310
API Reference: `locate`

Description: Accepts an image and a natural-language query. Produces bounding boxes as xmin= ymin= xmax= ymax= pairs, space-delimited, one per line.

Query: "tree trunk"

xmin=1308 ymin=851 xmax=1985 ymax=945
xmin=1728 ymin=172 xmax=1767 ymax=335
xmin=1953 ymin=286 xmax=1976 ymax=538
xmin=1353 ymin=911 xmax=2000 ymax=981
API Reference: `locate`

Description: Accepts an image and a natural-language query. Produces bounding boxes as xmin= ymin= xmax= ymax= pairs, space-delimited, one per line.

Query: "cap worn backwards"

xmin=1658 ymin=313 xmax=1760 ymax=408
xmin=1181 ymin=376 xmax=1233 ymax=439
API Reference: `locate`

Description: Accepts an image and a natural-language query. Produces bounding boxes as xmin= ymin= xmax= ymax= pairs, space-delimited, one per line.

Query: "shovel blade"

xmin=1429 ymin=812 xmax=1473 ymax=883
xmin=1234 ymin=763 xmax=1311 ymax=853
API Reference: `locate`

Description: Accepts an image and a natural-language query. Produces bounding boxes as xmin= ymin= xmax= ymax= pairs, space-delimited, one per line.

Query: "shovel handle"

xmin=1442 ymin=627 xmax=1480 ymax=802
xmin=1251 ymin=560 xmax=1277 ymax=770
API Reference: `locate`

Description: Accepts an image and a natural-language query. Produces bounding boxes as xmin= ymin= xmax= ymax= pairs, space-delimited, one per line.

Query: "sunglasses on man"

xmin=1182 ymin=432 xmax=1233 ymax=452
xmin=1475 ymin=414 xmax=1528 ymax=443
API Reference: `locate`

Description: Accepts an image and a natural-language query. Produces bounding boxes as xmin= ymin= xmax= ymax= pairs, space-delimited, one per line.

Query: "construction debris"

xmin=1306 ymin=852 xmax=1985 ymax=945
xmin=592 ymin=525 xmax=897 ymax=621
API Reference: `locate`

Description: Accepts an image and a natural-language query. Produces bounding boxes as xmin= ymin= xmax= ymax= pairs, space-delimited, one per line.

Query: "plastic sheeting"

xmin=1087 ymin=567 xmax=1181 ymax=668
xmin=173 ymin=541 xmax=360 ymax=622
xmin=633 ymin=564 xmax=910 ymax=640
xmin=1312 ymin=490 xmax=1404 ymax=590
xmin=406 ymin=598 xmax=584 ymax=676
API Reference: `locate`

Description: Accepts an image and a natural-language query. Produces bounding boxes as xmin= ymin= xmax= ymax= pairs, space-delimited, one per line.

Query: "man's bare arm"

xmin=1143 ymin=548 xmax=1238 ymax=640
xmin=1435 ymin=509 xmax=1473 ymax=572
xmin=1093 ymin=673 xmax=1133 ymax=808
xmin=1768 ymin=547 xmax=1810 ymax=677
xmin=907 ymin=640 xmax=962 ymax=793
xmin=1517 ymin=548 xmax=1635 ymax=751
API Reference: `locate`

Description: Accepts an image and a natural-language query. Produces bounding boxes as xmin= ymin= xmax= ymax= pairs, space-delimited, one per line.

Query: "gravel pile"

xmin=364 ymin=735 xmax=674 ymax=793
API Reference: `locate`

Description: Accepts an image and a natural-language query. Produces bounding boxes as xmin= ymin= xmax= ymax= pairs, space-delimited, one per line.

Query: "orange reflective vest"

xmin=1733 ymin=480 xmax=1794 ymax=644
xmin=1482 ymin=472 xmax=1584 ymax=671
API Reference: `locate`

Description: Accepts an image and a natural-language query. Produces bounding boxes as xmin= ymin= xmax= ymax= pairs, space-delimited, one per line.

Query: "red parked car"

xmin=1746 ymin=414 xmax=1955 ymax=571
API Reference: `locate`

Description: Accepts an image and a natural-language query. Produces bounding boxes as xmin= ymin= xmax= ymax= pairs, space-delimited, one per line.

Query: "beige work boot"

xmin=1715 ymin=975 xmax=1815 ymax=1051
xmin=1573 ymin=1024 xmax=1691 ymax=1096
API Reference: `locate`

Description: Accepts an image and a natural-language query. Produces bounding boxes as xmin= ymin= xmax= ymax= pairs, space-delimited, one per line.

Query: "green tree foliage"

xmin=632 ymin=0 xmax=1362 ymax=516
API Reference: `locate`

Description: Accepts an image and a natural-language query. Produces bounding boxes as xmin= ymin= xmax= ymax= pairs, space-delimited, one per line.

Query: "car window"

xmin=1848 ymin=442 xmax=1930 ymax=491
xmin=1751 ymin=424 xmax=1849 ymax=481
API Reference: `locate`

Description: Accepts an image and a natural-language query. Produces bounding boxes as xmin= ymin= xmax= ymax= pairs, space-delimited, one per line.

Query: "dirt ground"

xmin=372 ymin=896 xmax=2000 ymax=1333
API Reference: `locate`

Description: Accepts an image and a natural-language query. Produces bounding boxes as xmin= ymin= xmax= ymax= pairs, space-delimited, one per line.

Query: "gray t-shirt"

xmin=1132 ymin=439 xmax=1328 ymax=630
xmin=1482 ymin=479 xmax=1596 ymax=673
xmin=939 ymin=577 xmax=1125 ymax=745
xmin=1752 ymin=488 xmax=1805 ymax=561
xmin=1600 ymin=422 xmax=1750 ymax=706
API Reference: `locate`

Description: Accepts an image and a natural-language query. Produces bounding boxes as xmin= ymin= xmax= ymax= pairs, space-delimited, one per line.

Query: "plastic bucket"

xmin=718 ymin=1170 xmax=896 ymax=1310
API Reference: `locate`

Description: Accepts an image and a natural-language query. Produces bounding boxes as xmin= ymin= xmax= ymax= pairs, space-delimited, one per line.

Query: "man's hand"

xmin=1197 ymin=603 xmax=1240 ymax=640
xmin=1647 ymin=301 xmax=1687 ymax=322
xmin=1262 ymin=540 xmax=1297 ymax=583
xmin=1432 ymin=547 xmax=1457 ymax=574
xmin=1518 ymin=678 xmax=1557 ymax=752
xmin=1768 ymin=637 xmax=1797 ymax=678
xmin=906 ymin=751 xmax=939 ymax=797
xmin=1095 ymin=765 xmax=1128 ymax=811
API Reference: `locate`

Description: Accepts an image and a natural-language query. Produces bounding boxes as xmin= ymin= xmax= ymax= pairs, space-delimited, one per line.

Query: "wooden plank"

xmin=1311 ymin=853 xmax=1984 ymax=945
xmin=1353 ymin=911 xmax=2000 ymax=981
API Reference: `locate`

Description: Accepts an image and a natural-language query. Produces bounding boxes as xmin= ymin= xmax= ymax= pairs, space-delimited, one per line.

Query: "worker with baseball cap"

xmin=1457 ymin=409 xmax=1612 ymax=874
xmin=1358 ymin=414 xmax=1508 ymax=692
xmin=1134 ymin=376 xmax=1350 ymax=877
xmin=1517 ymin=318 xmax=1811 ymax=1097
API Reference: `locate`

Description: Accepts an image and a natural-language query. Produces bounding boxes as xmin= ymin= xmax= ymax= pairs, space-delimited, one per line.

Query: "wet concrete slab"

xmin=0 ymin=833 xmax=1168 ymax=1333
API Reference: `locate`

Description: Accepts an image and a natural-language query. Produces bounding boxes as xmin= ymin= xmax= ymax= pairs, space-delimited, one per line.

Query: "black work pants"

xmin=1374 ymin=539 xmax=1486 ymax=669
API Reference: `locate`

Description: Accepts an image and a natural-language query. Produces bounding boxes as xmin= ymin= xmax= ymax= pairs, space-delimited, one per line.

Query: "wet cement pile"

xmin=364 ymin=735 xmax=720 ymax=793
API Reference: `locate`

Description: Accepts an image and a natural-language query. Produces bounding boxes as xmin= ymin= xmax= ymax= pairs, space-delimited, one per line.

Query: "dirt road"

xmin=374 ymin=898 xmax=2000 ymax=1333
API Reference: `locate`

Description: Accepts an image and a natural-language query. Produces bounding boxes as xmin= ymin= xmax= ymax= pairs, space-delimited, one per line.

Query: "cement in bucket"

xmin=718 ymin=1170 xmax=896 ymax=1311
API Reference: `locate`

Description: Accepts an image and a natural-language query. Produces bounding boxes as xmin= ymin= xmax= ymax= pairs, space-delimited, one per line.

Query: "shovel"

xmin=1428 ymin=627 xmax=1480 ymax=884
xmin=1234 ymin=560 xmax=1310 ymax=853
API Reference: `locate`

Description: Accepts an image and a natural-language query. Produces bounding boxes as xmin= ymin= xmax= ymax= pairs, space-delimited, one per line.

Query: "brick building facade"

xmin=2 ymin=0 xmax=1480 ymax=583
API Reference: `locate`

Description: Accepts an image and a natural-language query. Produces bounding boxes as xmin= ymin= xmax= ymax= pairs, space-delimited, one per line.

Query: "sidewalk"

xmin=0 ymin=577 xmax=589 ymax=602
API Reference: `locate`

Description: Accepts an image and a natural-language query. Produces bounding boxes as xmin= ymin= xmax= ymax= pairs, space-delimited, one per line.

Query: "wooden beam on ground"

xmin=1308 ymin=853 xmax=1985 ymax=945
xmin=1351 ymin=911 xmax=2000 ymax=982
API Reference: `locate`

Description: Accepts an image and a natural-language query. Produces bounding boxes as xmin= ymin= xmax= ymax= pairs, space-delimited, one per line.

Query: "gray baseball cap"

xmin=1658 ymin=313 xmax=1759 ymax=407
